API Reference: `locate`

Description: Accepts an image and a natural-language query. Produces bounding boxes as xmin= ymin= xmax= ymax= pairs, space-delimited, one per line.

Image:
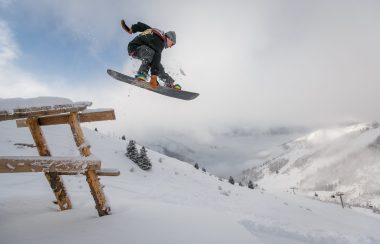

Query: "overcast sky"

xmin=1 ymin=0 xmax=380 ymax=139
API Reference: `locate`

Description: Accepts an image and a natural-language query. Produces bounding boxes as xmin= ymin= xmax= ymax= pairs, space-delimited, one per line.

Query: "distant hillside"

xmin=240 ymin=122 xmax=380 ymax=209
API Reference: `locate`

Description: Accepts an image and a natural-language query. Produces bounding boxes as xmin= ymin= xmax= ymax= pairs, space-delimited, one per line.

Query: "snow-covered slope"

xmin=1 ymin=98 xmax=380 ymax=244
xmin=240 ymin=122 xmax=380 ymax=210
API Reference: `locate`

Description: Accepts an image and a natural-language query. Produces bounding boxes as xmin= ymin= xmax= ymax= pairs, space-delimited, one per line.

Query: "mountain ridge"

xmin=239 ymin=122 xmax=380 ymax=209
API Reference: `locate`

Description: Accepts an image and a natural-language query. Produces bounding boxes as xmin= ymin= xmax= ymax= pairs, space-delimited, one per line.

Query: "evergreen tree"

xmin=248 ymin=180 xmax=254 ymax=189
xmin=194 ymin=163 xmax=199 ymax=169
xmin=202 ymin=168 xmax=206 ymax=172
xmin=126 ymin=140 xmax=138 ymax=162
xmin=137 ymin=146 xmax=152 ymax=170
xmin=228 ymin=176 xmax=235 ymax=185
xmin=121 ymin=135 xmax=126 ymax=140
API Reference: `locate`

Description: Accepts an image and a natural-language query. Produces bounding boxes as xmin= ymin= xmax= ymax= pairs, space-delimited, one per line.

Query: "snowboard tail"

xmin=107 ymin=69 xmax=199 ymax=101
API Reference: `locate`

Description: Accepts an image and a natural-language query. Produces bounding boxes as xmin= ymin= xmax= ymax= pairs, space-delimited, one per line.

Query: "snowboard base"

xmin=107 ymin=69 xmax=199 ymax=101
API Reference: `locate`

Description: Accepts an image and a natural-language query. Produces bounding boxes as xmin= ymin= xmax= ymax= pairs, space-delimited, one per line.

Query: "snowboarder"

xmin=121 ymin=20 xmax=180 ymax=89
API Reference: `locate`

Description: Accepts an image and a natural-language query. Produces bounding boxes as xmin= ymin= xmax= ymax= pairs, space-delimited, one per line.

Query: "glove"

xmin=121 ymin=20 xmax=132 ymax=34
xmin=149 ymin=75 xmax=159 ymax=89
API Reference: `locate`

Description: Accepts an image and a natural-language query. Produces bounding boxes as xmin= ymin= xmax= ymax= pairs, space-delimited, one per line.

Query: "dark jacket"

xmin=128 ymin=22 xmax=166 ymax=76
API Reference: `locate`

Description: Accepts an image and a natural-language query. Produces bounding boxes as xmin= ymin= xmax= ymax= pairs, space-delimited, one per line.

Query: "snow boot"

xmin=150 ymin=75 xmax=159 ymax=89
xmin=135 ymin=73 xmax=147 ymax=81
xmin=165 ymin=82 xmax=181 ymax=90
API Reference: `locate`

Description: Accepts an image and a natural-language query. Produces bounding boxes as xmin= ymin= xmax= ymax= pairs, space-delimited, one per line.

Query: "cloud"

xmin=0 ymin=20 xmax=18 ymax=66
xmin=2 ymin=0 xmax=380 ymax=131
xmin=0 ymin=69 xmax=52 ymax=98
xmin=0 ymin=19 xmax=51 ymax=97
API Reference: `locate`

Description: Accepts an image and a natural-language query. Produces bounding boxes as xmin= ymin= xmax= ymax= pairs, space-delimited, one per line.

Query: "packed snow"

xmin=1 ymin=97 xmax=380 ymax=244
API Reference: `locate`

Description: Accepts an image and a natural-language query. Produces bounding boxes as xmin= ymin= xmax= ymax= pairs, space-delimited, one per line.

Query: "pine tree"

xmin=194 ymin=163 xmax=199 ymax=169
xmin=202 ymin=168 xmax=206 ymax=172
xmin=121 ymin=135 xmax=126 ymax=140
xmin=228 ymin=176 xmax=235 ymax=185
xmin=126 ymin=140 xmax=138 ymax=163
xmin=248 ymin=180 xmax=254 ymax=189
xmin=137 ymin=146 xmax=152 ymax=170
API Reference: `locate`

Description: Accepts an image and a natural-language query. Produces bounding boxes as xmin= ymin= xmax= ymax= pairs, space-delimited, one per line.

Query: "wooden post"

xmin=336 ymin=192 xmax=345 ymax=208
xmin=27 ymin=117 xmax=51 ymax=156
xmin=68 ymin=112 xmax=91 ymax=156
xmin=26 ymin=117 xmax=72 ymax=211
xmin=68 ymin=112 xmax=111 ymax=216
xmin=86 ymin=169 xmax=110 ymax=216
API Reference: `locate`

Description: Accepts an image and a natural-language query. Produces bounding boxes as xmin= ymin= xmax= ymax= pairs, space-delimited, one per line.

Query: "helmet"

xmin=165 ymin=31 xmax=176 ymax=44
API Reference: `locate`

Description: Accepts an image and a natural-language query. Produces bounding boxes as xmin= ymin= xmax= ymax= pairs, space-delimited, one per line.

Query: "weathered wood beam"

xmin=58 ymin=168 xmax=120 ymax=176
xmin=86 ymin=169 xmax=111 ymax=216
xmin=81 ymin=109 xmax=116 ymax=122
xmin=27 ymin=117 xmax=72 ymax=211
xmin=16 ymin=109 xmax=115 ymax=127
xmin=13 ymin=143 xmax=36 ymax=148
xmin=96 ymin=168 xmax=120 ymax=176
xmin=27 ymin=117 xmax=51 ymax=156
xmin=0 ymin=156 xmax=101 ymax=173
xmin=67 ymin=112 xmax=111 ymax=216
xmin=68 ymin=112 xmax=92 ymax=157
xmin=69 ymin=111 xmax=111 ymax=215
xmin=0 ymin=110 xmax=9 ymax=116
xmin=0 ymin=102 xmax=92 ymax=122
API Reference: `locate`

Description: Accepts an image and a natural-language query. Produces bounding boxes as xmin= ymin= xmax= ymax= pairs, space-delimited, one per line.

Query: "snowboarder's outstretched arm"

xmin=121 ymin=20 xmax=151 ymax=34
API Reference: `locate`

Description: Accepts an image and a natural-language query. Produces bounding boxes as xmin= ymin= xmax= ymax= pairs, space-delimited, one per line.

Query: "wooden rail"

xmin=0 ymin=102 xmax=92 ymax=121
xmin=58 ymin=168 xmax=120 ymax=176
xmin=0 ymin=102 xmax=119 ymax=217
xmin=0 ymin=156 xmax=101 ymax=173
xmin=16 ymin=109 xmax=115 ymax=127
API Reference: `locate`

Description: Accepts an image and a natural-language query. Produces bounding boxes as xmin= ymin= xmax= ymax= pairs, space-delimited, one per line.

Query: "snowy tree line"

xmin=194 ymin=162 xmax=257 ymax=190
xmin=193 ymin=162 xmax=206 ymax=172
xmin=228 ymin=175 xmax=256 ymax=190
xmin=127 ymin=142 xmax=260 ymax=189
xmin=126 ymin=140 xmax=152 ymax=170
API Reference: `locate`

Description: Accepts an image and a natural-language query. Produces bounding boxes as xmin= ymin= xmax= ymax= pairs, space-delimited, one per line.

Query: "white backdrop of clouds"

xmin=1 ymin=0 xmax=380 ymax=138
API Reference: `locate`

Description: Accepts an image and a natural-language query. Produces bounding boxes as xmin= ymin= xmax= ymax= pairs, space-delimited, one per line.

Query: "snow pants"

xmin=128 ymin=45 xmax=174 ymax=84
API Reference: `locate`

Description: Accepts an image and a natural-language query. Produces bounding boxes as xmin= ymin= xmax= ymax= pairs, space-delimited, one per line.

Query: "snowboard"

xmin=107 ymin=69 xmax=199 ymax=100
